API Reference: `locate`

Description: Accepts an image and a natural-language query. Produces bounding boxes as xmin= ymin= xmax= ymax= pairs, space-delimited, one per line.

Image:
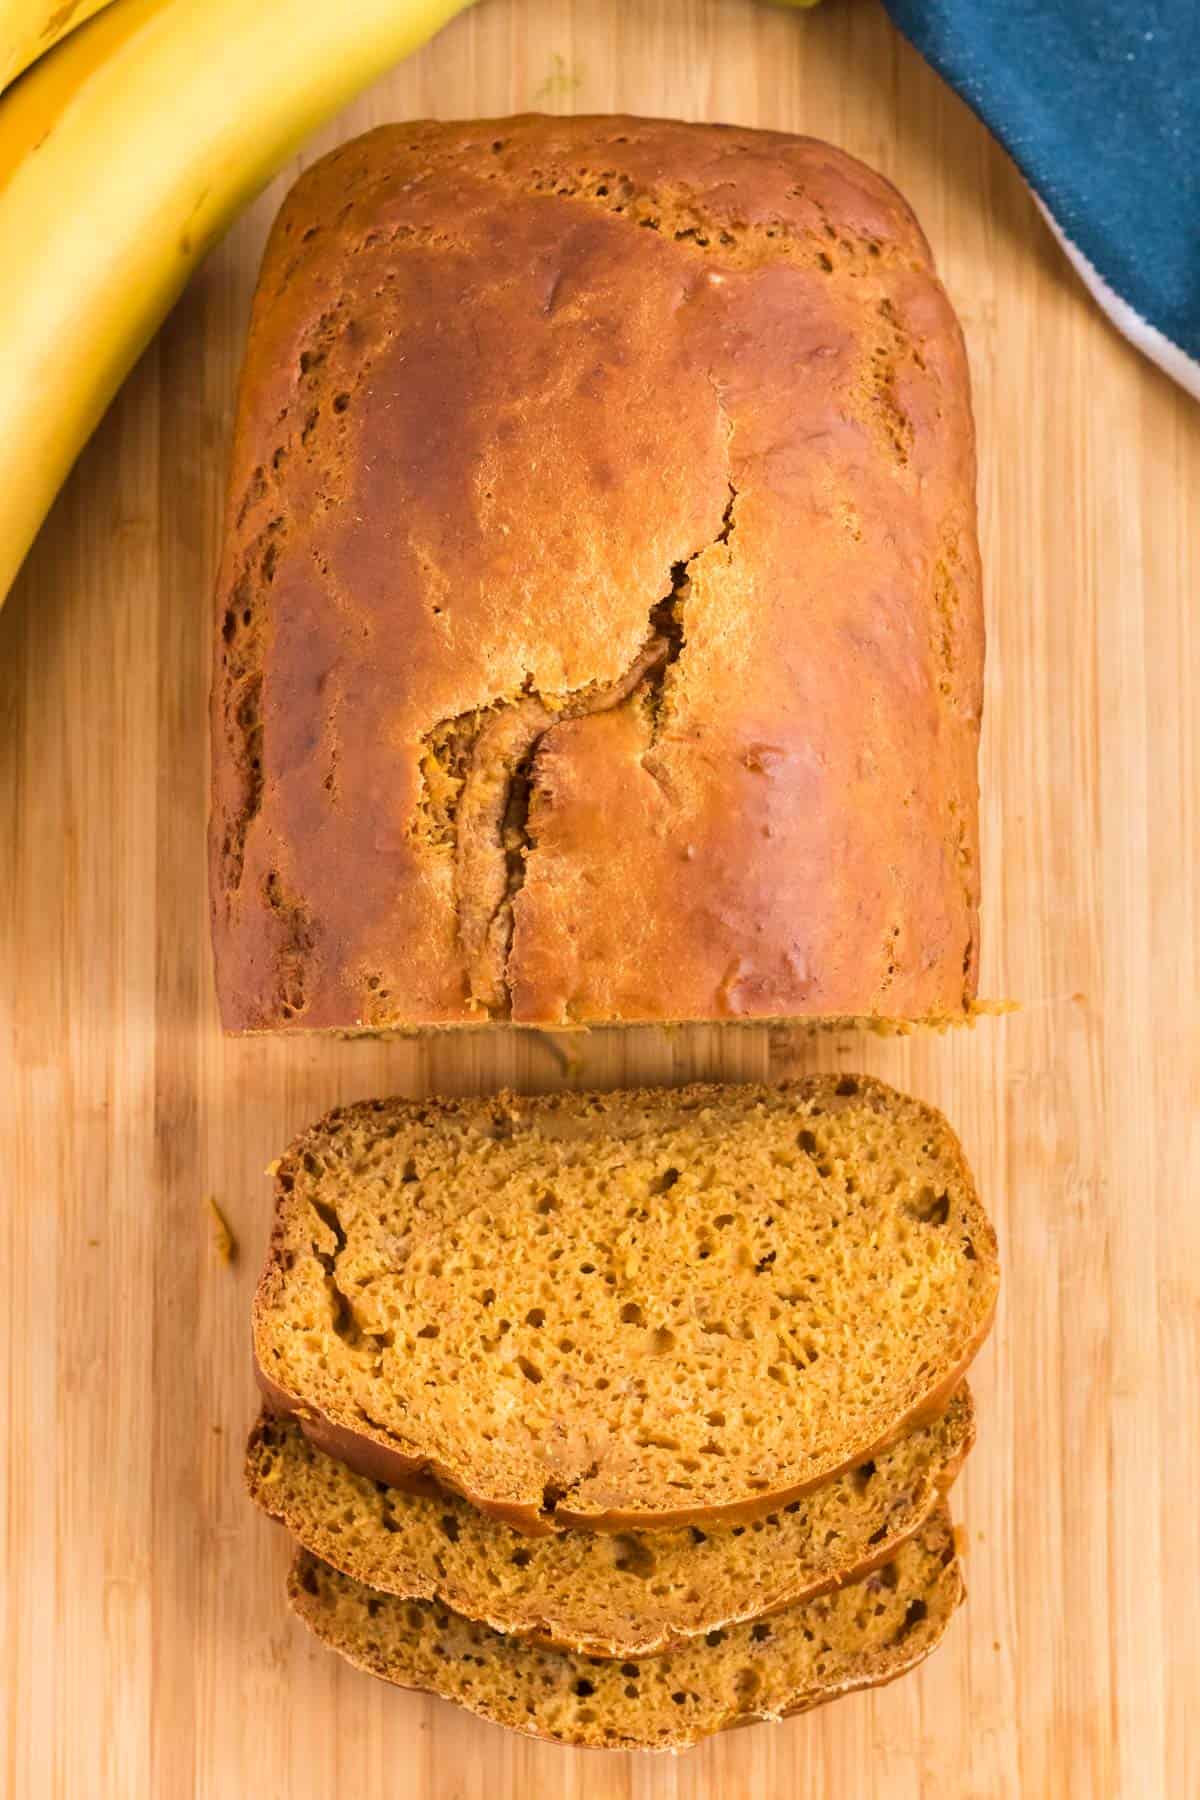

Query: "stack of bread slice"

xmin=247 ymin=1077 xmax=997 ymax=1751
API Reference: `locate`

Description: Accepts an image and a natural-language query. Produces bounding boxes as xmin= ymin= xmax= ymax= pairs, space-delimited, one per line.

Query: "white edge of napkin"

xmin=1034 ymin=196 xmax=1200 ymax=402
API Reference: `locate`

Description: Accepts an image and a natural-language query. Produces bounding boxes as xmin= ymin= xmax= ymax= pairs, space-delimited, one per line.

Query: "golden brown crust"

xmin=251 ymin=1076 xmax=998 ymax=1534
xmin=210 ymin=115 xmax=982 ymax=1032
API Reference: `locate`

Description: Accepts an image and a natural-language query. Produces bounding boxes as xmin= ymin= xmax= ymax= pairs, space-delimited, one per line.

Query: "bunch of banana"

xmin=0 ymin=0 xmax=475 ymax=605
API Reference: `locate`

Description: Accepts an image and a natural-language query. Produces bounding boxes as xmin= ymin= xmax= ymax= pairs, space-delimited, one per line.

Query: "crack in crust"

xmin=263 ymin=868 xmax=317 ymax=1023
xmin=216 ymin=518 xmax=283 ymax=900
xmin=415 ymin=485 xmax=739 ymax=1018
xmin=458 ymin=644 xmax=668 ymax=1016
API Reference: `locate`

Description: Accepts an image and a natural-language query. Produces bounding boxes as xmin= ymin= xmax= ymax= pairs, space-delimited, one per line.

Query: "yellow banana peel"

xmin=0 ymin=0 xmax=116 ymax=93
xmin=0 ymin=0 xmax=475 ymax=606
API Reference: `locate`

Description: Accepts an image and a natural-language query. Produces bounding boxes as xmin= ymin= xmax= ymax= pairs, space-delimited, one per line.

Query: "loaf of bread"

xmin=253 ymin=1078 xmax=997 ymax=1531
xmin=286 ymin=1506 xmax=963 ymax=1750
xmin=247 ymin=1389 xmax=973 ymax=1657
xmin=210 ymin=115 xmax=982 ymax=1032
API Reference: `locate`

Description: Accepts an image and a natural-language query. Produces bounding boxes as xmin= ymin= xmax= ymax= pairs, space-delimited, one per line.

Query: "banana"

xmin=0 ymin=0 xmax=475 ymax=606
xmin=1 ymin=0 xmax=115 ymax=93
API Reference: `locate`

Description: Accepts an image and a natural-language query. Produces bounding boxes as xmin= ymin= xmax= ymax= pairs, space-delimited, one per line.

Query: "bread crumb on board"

xmin=207 ymin=1196 xmax=238 ymax=1264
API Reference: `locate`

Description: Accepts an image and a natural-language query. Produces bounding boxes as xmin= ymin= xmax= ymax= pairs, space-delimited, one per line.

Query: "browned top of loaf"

xmin=211 ymin=114 xmax=982 ymax=1031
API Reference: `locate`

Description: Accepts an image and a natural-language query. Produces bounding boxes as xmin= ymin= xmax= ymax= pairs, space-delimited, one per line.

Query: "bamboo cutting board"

xmin=1 ymin=2 xmax=1197 ymax=1795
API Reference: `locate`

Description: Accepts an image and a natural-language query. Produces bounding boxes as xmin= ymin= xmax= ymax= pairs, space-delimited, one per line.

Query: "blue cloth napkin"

xmin=883 ymin=0 xmax=1200 ymax=397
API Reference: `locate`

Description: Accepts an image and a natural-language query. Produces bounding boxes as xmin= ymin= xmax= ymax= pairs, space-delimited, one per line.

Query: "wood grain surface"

xmin=2 ymin=1 xmax=1197 ymax=1795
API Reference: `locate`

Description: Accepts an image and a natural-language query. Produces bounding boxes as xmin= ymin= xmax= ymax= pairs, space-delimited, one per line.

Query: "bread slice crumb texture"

xmin=286 ymin=1505 xmax=963 ymax=1750
xmin=247 ymin=1389 xmax=973 ymax=1657
xmin=253 ymin=1077 xmax=997 ymax=1529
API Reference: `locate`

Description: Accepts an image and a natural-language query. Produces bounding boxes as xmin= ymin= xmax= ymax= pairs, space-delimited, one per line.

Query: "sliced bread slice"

xmin=254 ymin=1078 xmax=997 ymax=1531
xmin=286 ymin=1505 xmax=964 ymax=1750
xmin=247 ymin=1389 xmax=974 ymax=1658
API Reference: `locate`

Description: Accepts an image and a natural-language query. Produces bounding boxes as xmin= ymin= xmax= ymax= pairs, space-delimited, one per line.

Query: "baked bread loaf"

xmin=253 ymin=1078 xmax=997 ymax=1531
xmin=210 ymin=114 xmax=982 ymax=1032
xmin=247 ymin=1389 xmax=973 ymax=1657
xmin=286 ymin=1506 xmax=963 ymax=1750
